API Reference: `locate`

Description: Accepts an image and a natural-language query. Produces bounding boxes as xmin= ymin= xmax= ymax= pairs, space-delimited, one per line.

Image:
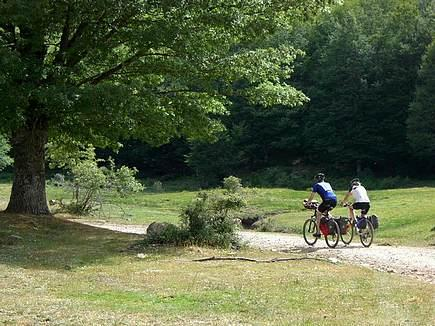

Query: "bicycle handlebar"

xmin=303 ymin=199 xmax=319 ymax=209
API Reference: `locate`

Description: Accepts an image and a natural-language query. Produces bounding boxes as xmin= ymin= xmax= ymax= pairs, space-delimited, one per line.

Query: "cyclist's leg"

xmin=361 ymin=203 xmax=370 ymax=218
xmin=315 ymin=201 xmax=328 ymax=237
xmin=314 ymin=209 xmax=322 ymax=237
xmin=348 ymin=205 xmax=355 ymax=222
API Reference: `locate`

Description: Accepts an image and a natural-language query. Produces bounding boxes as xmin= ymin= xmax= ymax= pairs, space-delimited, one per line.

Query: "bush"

xmin=152 ymin=180 xmax=164 ymax=192
xmin=147 ymin=176 xmax=246 ymax=248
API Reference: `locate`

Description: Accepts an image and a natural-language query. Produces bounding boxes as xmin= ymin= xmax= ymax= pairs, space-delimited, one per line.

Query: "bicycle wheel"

xmin=303 ymin=218 xmax=318 ymax=246
xmin=325 ymin=219 xmax=340 ymax=248
xmin=340 ymin=219 xmax=354 ymax=245
xmin=359 ymin=220 xmax=374 ymax=247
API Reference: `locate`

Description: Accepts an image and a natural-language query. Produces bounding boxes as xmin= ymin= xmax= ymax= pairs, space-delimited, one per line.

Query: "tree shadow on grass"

xmin=0 ymin=212 xmax=155 ymax=271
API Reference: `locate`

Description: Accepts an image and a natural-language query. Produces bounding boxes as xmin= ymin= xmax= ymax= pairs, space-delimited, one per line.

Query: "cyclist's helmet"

xmin=350 ymin=178 xmax=360 ymax=186
xmin=315 ymin=173 xmax=325 ymax=182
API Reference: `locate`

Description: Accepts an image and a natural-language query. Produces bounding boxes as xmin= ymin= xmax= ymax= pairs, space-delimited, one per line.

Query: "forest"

xmin=98 ymin=0 xmax=435 ymax=187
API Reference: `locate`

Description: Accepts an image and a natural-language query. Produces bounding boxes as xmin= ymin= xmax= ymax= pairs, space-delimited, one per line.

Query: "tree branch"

xmin=76 ymin=51 xmax=179 ymax=86
xmin=62 ymin=22 xmax=89 ymax=67
xmin=77 ymin=51 xmax=143 ymax=86
xmin=155 ymin=89 xmax=193 ymax=95
xmin=192 ymin=256 xmax=335 ymax=263
xmin=54 ymin=4 xmax=72 ymax=65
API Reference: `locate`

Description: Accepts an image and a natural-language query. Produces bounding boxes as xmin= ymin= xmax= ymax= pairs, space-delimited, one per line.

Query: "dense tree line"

xmin=111 ymin=0 xmax=434 ymax=184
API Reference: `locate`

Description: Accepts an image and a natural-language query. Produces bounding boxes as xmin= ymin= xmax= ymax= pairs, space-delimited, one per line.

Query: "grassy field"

xmin=0 ymin=214 xmax=434 ymax=325
xmin=0 ymin=181 xmax=434 ymax=246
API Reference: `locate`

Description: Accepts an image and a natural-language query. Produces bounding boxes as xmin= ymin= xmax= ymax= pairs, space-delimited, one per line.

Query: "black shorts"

xmin=318 ymin=199 xmax=337 ymax=213
xmin=352 ymin=202 xmax=370 ymax=214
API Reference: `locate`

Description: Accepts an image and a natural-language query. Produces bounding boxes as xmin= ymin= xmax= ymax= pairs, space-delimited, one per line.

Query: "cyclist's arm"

xmin=341 ymin=192 xmax=351 ymax=205
xmin=307 ymin=192 xmax=316 ymax=203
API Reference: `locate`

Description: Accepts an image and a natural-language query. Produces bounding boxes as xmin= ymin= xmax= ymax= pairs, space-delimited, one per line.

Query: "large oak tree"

xmin=0 ymin=0 xmax=332 ymax=214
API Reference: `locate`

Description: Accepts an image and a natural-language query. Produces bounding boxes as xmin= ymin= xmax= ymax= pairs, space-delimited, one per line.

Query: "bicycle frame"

xmin=303 ymin=207 xmax=340 ymax=248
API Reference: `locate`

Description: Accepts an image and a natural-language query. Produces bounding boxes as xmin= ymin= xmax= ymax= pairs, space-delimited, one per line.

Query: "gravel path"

xmin=75 ymin=220 xmax=435 ymax=284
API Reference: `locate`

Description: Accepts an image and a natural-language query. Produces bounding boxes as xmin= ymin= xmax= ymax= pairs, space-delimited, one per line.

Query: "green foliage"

xmin=152 ymin=181 xmax=164 ymax=193
xmin=165 ymin=176 xmax=244 ymax=248
xmin=0 ymin=134 xmax=12 ymax=171
xmin=407 ymin=39 xmax=435 ymax=158
xmin=144 ymin=177 xmax=246 ymax=247
xmin=144 ymin=223 xmax=187 ymax=246
xmin=0 ymin=1 xmax=332 ymax=144
xmin=187 ymin=101 xmax=304 ymax=182
xmin=48 ymin=143 xmax=143 ymax=215
xmin=1 ymin=0 xmax=337 ymax=214
xmin=296 ymin=0 xmax=433 ymax=174
xmin=246 ymin=167 xmax=308 ymax=190
xmin=185 ymin=0 xmax=434 ymax=180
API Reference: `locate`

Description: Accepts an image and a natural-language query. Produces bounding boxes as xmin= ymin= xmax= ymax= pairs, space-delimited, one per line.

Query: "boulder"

xmin=146 ymin=222 xmax=175 ymax=237
xmin=240 ymin=215 xmax=263 ymax=228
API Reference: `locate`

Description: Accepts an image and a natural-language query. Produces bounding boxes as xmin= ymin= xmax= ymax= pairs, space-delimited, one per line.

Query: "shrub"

xmin=148 ymin=176 xmax=246 ymax=248
xmin=152 ymin=180 xmax=164 ymax=192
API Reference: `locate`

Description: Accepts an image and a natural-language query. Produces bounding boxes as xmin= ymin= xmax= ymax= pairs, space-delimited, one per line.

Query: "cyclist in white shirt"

xmin=341 ymin=178 xmax=370 ymax=223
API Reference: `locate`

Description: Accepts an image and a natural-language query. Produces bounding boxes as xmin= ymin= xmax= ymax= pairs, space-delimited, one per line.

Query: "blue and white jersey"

xmin=312 ymin=181 xmax=337 ymax=201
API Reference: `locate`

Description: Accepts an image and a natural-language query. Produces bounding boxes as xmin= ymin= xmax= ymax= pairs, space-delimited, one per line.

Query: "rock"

xmin=328 ymin=257 xmax=340 ymax=264
xmin=146 ymin=222 xmax=176 ymax=237
xmin=251 ymin=219 xmax=265 ymax=229
xmin=240 ymin=216 xmax=263 ymax=228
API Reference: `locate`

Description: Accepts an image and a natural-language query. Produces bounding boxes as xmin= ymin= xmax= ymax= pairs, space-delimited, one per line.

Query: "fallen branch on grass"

xmin=193 ymin=256 xmax=336 ymax=263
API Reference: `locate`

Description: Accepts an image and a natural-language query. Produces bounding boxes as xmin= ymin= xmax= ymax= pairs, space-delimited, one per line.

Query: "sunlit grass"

xmin=0 ymin=215 xmax=434 ymax=324
xmin=1 ymin=181 xmax=434 ymax=245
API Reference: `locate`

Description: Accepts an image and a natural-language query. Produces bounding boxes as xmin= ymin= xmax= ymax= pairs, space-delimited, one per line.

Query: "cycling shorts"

xmin=352 ymin=202 xmax=370 ymax=214
xmin=318 ymin=199 xmax=337 ymax=213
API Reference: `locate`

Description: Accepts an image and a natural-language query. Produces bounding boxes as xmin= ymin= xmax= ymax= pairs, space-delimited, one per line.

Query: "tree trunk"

xmin=6 ymin=122 xmax=50 ymax=215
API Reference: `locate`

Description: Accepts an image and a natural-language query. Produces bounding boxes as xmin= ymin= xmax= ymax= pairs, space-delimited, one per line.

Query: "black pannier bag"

xmin=334 ymin=217 xmax=350 ymax=235
xmin=368 ymin=214 xmax=379 ymax=229
xmin=327 ymin=219 xmax=337 ymax=235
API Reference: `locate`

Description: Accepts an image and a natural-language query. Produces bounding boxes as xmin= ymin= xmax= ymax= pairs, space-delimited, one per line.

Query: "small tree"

xmin=48 ymin=142 xmax=143 ymax=215
xmin=0 ymin=134 xmax=12 ymax=172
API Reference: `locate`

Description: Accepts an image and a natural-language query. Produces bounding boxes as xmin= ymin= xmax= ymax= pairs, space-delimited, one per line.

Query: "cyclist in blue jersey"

xmin=305 ymin=173 xmax=337 ymax=238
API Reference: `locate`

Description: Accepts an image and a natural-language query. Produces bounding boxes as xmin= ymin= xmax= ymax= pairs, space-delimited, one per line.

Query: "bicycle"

xmin=342 ymin=203 xmax=374 ymax=247
xmin=302 ymin=200 xmax=340 ymax=248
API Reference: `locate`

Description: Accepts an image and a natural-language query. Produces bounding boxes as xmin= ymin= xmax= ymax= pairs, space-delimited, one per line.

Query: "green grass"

xmin=1 ymin=181 xmax=434 ymax=246
xmin=0 ymin=215 xmax=434 ymax=324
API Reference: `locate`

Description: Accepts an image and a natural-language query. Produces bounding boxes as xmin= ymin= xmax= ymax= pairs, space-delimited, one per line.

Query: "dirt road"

xmin=76 ymin=220 xmax=435 ymax=284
